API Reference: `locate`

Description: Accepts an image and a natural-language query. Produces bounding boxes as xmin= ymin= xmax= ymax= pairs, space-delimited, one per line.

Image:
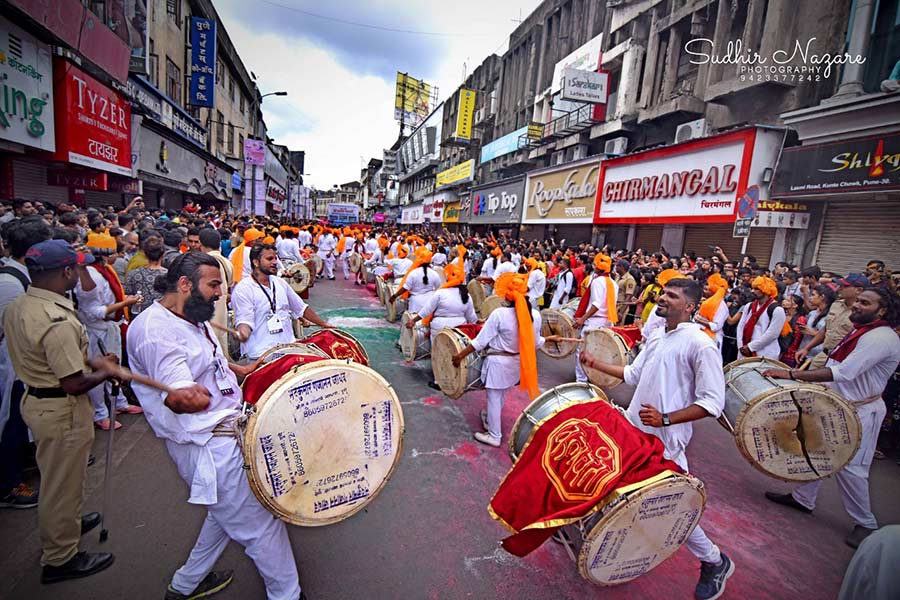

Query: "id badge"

xmin=266 ymin=314 xmax=284 ymax=335
xmin=214 ymin=357 xmax=234 ymax=395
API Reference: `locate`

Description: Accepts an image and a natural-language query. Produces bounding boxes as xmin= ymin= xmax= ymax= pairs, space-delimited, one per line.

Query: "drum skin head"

xmin=259 ymin=342 xmax=329 ymax=365
xmin=399 ymin=312 xmax=430 ymax=361
xmin=467 ymin=279 xmax=486 ymax=313
xmin=481 ymin=295 xmax=506 ymax=320
xmin=284 ymin=262 xmax=311 ymax=295
xmin=539 ymin=309 xmax=577 ymax=359
xmin=577 ymin=475 xmax=706 ymax=585
xmin=582 ymin=329 xmax=631 ymax=389
xmin=432 ymin=329 xmax=472 ymax=399
xmin=244 ymin=359 xmax=404 ymax=526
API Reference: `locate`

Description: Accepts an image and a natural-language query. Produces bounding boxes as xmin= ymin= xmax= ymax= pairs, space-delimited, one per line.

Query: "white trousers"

xmin=792 ymin=400 xmax=885 ymax=529
xmin=168 ymin=437 xmax=300 ymax=600
xmin=485 ymin=387 xmax=508 ymax=440
xmin=574 ymin=326 xmax=603 ymax=383
xmin=86 ymin=325 xmax=128 ymax=421
xmin=672 ymin=450 xmax=722 ymax=564
xmin=340 ymin=256 xmax=350 ymax=279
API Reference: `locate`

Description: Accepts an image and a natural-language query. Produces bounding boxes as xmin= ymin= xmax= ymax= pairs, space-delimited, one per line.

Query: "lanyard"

xmin=163 ymin=305 xmax=219 ymax=363
xmin=256 ymin=278 xmax=277 ymax=313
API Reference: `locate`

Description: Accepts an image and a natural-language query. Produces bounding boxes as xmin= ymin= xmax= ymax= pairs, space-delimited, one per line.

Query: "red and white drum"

xmin=431 ymin=324 xmax=484 ymax=399
xmin=243 ymin=359 xmax=404 ymax=525
xmin=399 ymin=311 xmax=430 ymax=361
xmin=301 ymin=328 xmax=369 ymax=366
xmin=582 ymin=326 xmax=642 ymax=389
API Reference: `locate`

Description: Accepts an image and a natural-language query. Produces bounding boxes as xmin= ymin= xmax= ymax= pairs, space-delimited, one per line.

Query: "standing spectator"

xmin=798 ymin=285 xmax=836 ymax=363
xmin=779 ymin=294 xmax=806 ymax=367
xmin=124 ymin=237 xmax=167 ymax=316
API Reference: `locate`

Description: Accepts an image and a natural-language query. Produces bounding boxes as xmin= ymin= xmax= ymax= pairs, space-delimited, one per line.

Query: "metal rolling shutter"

xmin=816 ymin=200 xmax=900 ymax=276
xmin=684 ymin=223 xmax=776 ymax=267
xmin=632 ymin=225 xmax=664 ymax=252
xmin=11 ymin=160 xmax=68 ymax=205
xmin=84 ymin=190 xmax=125 ymax=210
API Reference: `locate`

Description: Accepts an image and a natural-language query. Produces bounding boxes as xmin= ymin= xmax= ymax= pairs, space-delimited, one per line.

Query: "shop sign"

xmin=108 ymin=175 xmax=141 ymax=194
xmin=127 ymin=76 xmax=206 ymax=148
xmin=436 ymin=159 xmax=474 ymax=189
xmin=327 ymin=202 xmax=358 ymax=224
xmin=401 ymin=202 xmax=424 ymax=224
xmin=453 ymin=88 xmax=475 ymax=141
xmin=480 ymin=126 xmax=528 ymax=164
xmin=267 ymin=183 xmax=286 ymax=202
xmin=443 ymin=201 xmax=461 ymax=223
xmin=469 ymin=176 xmax=525 ymax=224
xmin=771 ymin=132 xmax=900 ymax=196
xmin=551 ymin=33 xmax=603 ymax=95
xmin=595 ymin=131 xmax=754 ymax=224
xmin=527 ymin=123 xmax=544 ymax=140
xmin=53 ymin=58 xmax=131 ymax=176
xmin=47 ymin=169 xmax=108 ymax=191
xmin=431 ymin=190 xmax=456 ymax=222
xmin=523 ymin=158 xmax=600 ymax=224
xmin=244 ymin=138 xmax=265 ymax=166
xmin=733 ymin=219 xmax=752 ymax=238
xmin=457 ymin=194 xmax=470 ymax=223
xmin=231 ymin=171 xmax=242 ymax=191
xmin=423 ymin=195 xmax=434 ymax=222
xmin=0 ymin=17 xmax=55 ymax=151
xmin=560 ymin=68 xmax=609 ymax=104
xmin=188 ymin=18 xmax=216 ymax=107
xmin=374 ymin=213 xmax=385 ymax=223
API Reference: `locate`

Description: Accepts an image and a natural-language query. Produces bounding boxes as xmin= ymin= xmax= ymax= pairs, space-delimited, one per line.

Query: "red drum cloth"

xmin=366 ymin=283 xmax=377 ymax=295
xmin=302 ymin=330 xmax=369 ymax=366
xmin=611 ymin=325 xmax=642 ymax=349
xmin=241 ymin=353 xmax=327 ymax=405
xmin=455 ymin=323 xmax=483 ymax=340
xmin=488 ymin=401 xmax=682 ymax=557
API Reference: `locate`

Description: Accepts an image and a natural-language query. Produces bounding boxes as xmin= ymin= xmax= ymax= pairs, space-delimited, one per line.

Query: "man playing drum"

xmin=762 ymin=287 xmax=900 ymax=549
xmin=127 ymin=253 xmax=304 ymax=600
xmin=388 ymin=248 xmax=441 ymax=315
xmin=735 ymin=276 xmax=787 ymax=360
xmin=231 ymin=244 xmax=331 ymax=360
xmin=572 ymin=254 xmax=619 ymax=384
xmin=580 ymin=278 xmax=735 ymax=600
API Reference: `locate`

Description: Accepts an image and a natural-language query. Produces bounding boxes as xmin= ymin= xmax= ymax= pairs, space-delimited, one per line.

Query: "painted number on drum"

xmin=362 ymin=400 xmax=394 ymax=459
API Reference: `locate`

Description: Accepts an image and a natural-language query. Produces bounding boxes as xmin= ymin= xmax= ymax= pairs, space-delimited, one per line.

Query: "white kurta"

xmin=385 ymin=257 xmax=413 ymax=278
xmin=0 ymin=261 xmax=29 ymax=437
xmin=297 ymin=230 xmax=312 ymax=248
xmin=231 ymin=275 xmax=308 ymax=359
xmin=364 ymin=238 xmax=380 ymax=254
xmin=418 ymin=287 xmax=477 ymax=342
xmin=696 ymin=301 xmax=730 ymax=350
xmin=583 ymin=275 xmax=618 ymax=330
xmin=550 ymin=269 xmax=575 ymax=308
xmin=493 ymin=261 xmax=517 ymax=280
xmin=479 ymin=257 xmax=497 ymax=280
xmin=431 ymin=252 xmax=448 ymax=268
xmin=642 ymin=304 xmax=666 ymax=341
xmin=736 ymin=300 xmax=786 ymax=359
xmin=470 ymin=305 xmax=545 ymax=389
xmin=275 ymin=238 xmax=301 ymax=263
xmin=402 ymin=267 xmax=442 ymax=314
xmin=527 ymin=269 xmax=547 ymax=303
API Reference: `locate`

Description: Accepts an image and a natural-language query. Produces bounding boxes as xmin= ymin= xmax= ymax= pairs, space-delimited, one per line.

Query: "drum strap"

xmin=854 ymin=395 xmax=882 ymax=408
xmin=484 ymin=350 xmax=519 ymax=357
xmin=211 ymin=418 xmax=247 ymax=454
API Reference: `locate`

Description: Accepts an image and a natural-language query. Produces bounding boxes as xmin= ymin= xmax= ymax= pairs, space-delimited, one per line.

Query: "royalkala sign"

xmin=522 ymin=157 xmax=600 ymax=224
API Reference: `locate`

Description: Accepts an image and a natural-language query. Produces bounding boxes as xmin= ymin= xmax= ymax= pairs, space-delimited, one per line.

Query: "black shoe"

xmin=41 ymin=551 xmax=114 ymax=584
xmin=694 ymin=553 xmax=734 ymax=600
xmin=427 ymin=381 xmax=440 ymax=390
xmin=846 ymin=525 xmax=876 ymax=549
xmin=81 ymin=512 xmax=101 ymax=535
xmin=165 ymin=570 xmax=233 ymax=600
xmin=764 ymin=491 xmax=812 ymax=514
xmin=87 ymin=454 xmax=96 ymax=467
xmin=328 ymin=277 xmax=336 ymax=280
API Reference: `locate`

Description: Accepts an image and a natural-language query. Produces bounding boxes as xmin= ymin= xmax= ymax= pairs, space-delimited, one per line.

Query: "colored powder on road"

xmin=423 ymin=397 xmax=442 ymax=406
xmin=325 ymin=316 xmax=397 ymax=330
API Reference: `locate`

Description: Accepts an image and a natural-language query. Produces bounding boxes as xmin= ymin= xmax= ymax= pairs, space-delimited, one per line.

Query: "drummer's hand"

xmin=88 ymin=355 xmax=119 ymax=379
xmin=639 ymin=404 xmax=664 ymax=428
xmin=795 ymin=347 xmax=809 ymax=364
xmin=165 ymin=384 xmax=211 ymax=414
xmin=573 ymin=317 xmax=585 ymax=329
xmin=739 ymin=345 xmax=752 ymax=357
xmin=405 ymin=320 xmax=417 ymax=329
xmin=763 ymin=369 xmax=791 ymax=380
xmin=579 ymin=351 xmax=593 ymax=367
xmin=451 ymin=353 xmax=462 ymax=368
xmin=545 ymin=335 xmax=560 ymax=343
xmin=236 ymin=324 xmax=251 ymax=342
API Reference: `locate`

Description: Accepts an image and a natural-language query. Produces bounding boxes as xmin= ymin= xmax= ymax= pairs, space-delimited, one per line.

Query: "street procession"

xmin=1 ymin=1 xmax=900 ymax=600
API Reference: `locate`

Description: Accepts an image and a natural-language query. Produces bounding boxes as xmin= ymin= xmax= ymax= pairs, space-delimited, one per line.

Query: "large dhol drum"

xmin=431 ymin=325 xmax=484 ymax=399
xmin=259 ymin=342 xmax=329 ymax=365
xmin=310 ymin=255 xmax=324 ymax=279
xmin=721 ymin=357 xmax=862 ymax=482
xmin=227 ymin=310 xmax=240 ymax=360
xmin=480 ymin=295 xmax=506 ymax=320
xmin=558 ymin=473 xmax=706 ymax=586
xmin=386 ymin=286 xmax=407 ymax=323
xmin=509 ymin=383 xmax=608 ymax=460
xmin=399 ymin=311 xmax=430 ymax=361
xmin=302 ymin=328 xmax=369 ymax=366
xmin=582 ymin=326 xmax=642 ymax=389
xmin=467 ymin=280 xmax=492 ymax=317
xmin=349 ymin=253 xmax=363 ymax=273
xmin=375 ymin=276 xmax=387 ymax=305
xmin=539 ymin=299 xmax=579 ymax=358
xmin=243 ymin=359 xmax=404 ymax=525
xmin=283 ymin=261 xmax=313 ymax=294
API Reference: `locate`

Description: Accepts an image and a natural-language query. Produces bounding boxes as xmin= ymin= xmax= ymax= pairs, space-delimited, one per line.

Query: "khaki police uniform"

xmin=810 ymin=298 xmax=853 ymax=369
xmin=3 ymin=287 xmax=93 ymax=567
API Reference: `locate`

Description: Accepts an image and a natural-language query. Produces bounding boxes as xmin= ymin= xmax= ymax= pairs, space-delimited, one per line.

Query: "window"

xmin=227 ymin=123 xmax=235 ymax=155
xmin=216 ymin=58 xmax=225 ymax=86
xmin=216 ymin=111 xmax=225 ymax=151
xmin=239 ymin=133 xmax=244 ymax=159
xmin=240 ymin=93 xmax=246 ymax=114
xmin=167 ymin=0 xmax=181 ymax=25
xmin=229 ymin=78 xmax=235 ymax=102
xmin=165 ymin=57 xmax=181 ymax=106
xmin=149 ymin=38 xmax=159 ymax=88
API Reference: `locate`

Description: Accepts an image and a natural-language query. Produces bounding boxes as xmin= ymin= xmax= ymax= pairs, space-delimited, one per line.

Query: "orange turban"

xmin=752 ymin=276 xmax=778 ymax=299
xmin=657 ymin=268 xmax=685 ymax=287
xmin=261 ymin=235 xmax=274 ymax=245
xmin=493 ymin=272 xmax=539 ymax=400
xmin=397 ymin=247 xmax=433 ymax=291
xmin=243 ymin=228 xmax=264 ymax=244
xmin=491 ymin=246 xmax=502 ymax=257
xmin=593 ymin=253 xmax=612 ymax=274
xmin=86 ymin=232 xmax=117 ymax=255
xmin=699 ymin=274 xmax=728 ymax=339
xmin=397 ymin=245 xmax=409 ymax=259
xmin=378 ymin=237 xmax=390 ymax=250
xmin=524 ymin=257 xmax=538 ymax=272
xmin=279 ymin=225 xmax=291 ymax=233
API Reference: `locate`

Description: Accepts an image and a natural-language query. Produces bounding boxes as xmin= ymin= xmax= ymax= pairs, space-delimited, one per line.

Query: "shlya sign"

xmin=560 ymin=68 xmax=609 ymax=104
xmin=188 ymin=18 xmax=216 ymax=107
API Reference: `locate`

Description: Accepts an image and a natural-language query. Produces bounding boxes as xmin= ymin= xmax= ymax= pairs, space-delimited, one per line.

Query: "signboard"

xmin=127 ymin=75 xmax=206 ymax=148
xmin=560 ymin=68 xmax=609 ymax=104
xmin=373 ymin=213 xmax=385 ymax=223
xmin=527 ymin=123 xmax=543 ymax=140
xmin=431 ymin=190 xmax=456 ymax=223
xmin=104 ymin=1 xmax=149 ymax=73
xmin=480 ymin=126 xmax=528 ymax=164
xmin=401 ymin=202 xmax=424 ymax=224
xmin=443 ymin=201 xmax=460 ymax=223
xmin=523 ymin=158 xmax=600 ymax=224
xmin=754 ymin=211 xmax=810 ymax=229
xmin=244 ymin=139 xmax=265 ymax=166
xmin=595 ymin=130 xmax=756 ymax=224
xmin=551 ymin=33 xmax=603 ymax=95
xmin=469 ymin=176 xmax=525 ymax=225
xmin=394 ymin=72 xmax=432 ymax=127
xmin=52 ymin=58 xmax=131 ymax=176
xmin=0 ymin=17 xmax=55 ymax=151
xmin=47 ymin=169 xmax=108 ymax=191
xmin=454 ymin=88 xmax=476 ymax=141
xmin=436 ymin=159 xmax=474 ymax=189
xmin=733 ymin=219 xmax=752 ymax=238
xmin=188 ymin=17 xmax=216 ymax=108
xmin=771 ymin=132 xmax=900 ymax=197
xmin=326 ymin=202 xmax=359 ymax=225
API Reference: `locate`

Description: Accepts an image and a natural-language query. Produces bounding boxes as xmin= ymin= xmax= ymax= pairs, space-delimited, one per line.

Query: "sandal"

xmin=874 ymin=449 xmax=886 ymax=460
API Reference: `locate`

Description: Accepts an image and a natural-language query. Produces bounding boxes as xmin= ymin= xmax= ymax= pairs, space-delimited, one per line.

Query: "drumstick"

xmin=98 ymin=363 xmax=177 ymax=395
xmin=798 ymin=358 xmax=812 ymax=371
xmin=209 ymin=321 xmax=243 ymax=338
xmin=555 ymin=337 xmax=584 ymax=343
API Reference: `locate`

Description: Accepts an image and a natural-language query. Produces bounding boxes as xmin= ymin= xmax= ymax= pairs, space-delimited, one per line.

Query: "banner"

xmin=469 ymin=176 xmax=525 ymax=225
xmin=481 ymin=127 xmax=528 ymax=164
xmin=0 ymin=17 xmax=55 ymax=151
xmin=327 ymin=203 xmax=359 ymax=225
xmin=244 ymin=139 xmax=265 ymax=166
xmin=436 ymin=159 xmax=474 ymax=189
xmin=560 ymin=68 xmax=609 ymax=104
xmin=394 ymin=72 xmax=432 ymax=127
xmin=443 ymin=201 xmax=460 ymax=223
xmin=454 ymin=88 xmax=476 ymax=141
xmin=488 ymin=400 xmax=681 ymax=557
xmin=188 ymin=17 xmax=216 ymax=107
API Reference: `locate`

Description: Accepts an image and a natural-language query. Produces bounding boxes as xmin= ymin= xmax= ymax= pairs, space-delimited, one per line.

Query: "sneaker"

xmin=0 ymin=483 xmax=39 ymax=509
xmin=846 ymin=525 xmax=876 ymax=549
xmin=694 ymin=553 xmax=734 ymax=600
xmin=480 ymin=409 xmax=489 ymax=432
xmin=165 ymin=570 xmax=233 ymax=600
xmin=474 ymin=432 xmax=501 ymax=448
xmin=764 ymin=491 xmax=812 ymax=514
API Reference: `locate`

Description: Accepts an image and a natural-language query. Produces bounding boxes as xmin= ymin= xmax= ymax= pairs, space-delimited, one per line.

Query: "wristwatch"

xmin=662 ymin=413 xmax=671 ymax=427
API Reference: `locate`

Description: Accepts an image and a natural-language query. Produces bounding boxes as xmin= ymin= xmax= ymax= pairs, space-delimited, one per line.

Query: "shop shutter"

xmin=84 ymin=190 xmax=125 ymax=210
xmin=684 ymin=223 xmax=775 ymax=267
xmin=11 ymin=160 xmax=68 ymax=206
xmin=632 ymin=225 xmax=664 ymax=252
xmin=557 ymin=224 xmax=592 ymax=245
xmin=816 ymin=200 xmax=900 ymax=276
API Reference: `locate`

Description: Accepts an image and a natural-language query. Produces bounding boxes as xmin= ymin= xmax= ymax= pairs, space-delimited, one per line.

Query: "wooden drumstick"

xmin=798 ymin=358 xmax=812 ymax=371
xmin=99 ymin=364 xmax=177 ymax=395
xmin=209 ymin=321 xmax=243 ymax=339
xmin=554 ymin=336 xmax=584 ymax=343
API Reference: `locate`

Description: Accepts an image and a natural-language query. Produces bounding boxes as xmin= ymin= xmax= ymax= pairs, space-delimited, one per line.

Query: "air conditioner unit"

xmin=674 ymin=118 xmax=708 ymax=144
xmin=551 ymin=151 xmax=565 ymax=166
xmin=474 ymin=107 xmax=485 ymax=124
xmin=573 ymin=144 xmax=589 ymax=161
xmin=604 ymin=136 xmax=628 ymax=155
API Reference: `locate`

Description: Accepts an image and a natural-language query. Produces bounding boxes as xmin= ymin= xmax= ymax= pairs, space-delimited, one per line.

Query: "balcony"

xmin=637 ymin=93 xmax=706 ymax=124
xmin=523 ymin=104 xmax=601 ymax=149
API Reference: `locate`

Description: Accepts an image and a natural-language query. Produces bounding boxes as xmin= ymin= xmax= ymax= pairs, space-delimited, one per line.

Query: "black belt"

xmin=26 ymin=386 xmax=68 ymax=399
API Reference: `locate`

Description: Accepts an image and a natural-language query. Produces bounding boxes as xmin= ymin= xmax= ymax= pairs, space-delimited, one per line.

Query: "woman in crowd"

xmin=124 ymin=236 xmax=167 ymax=315
xmin=778 ymin=294 xmax=807 ymax=367
xmin=798 ymin=285 xmax=836 ymax=362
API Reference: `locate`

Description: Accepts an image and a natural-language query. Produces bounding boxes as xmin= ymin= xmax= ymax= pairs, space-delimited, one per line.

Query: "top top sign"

xmin=560 ymin=69 xmax=609 ymax=104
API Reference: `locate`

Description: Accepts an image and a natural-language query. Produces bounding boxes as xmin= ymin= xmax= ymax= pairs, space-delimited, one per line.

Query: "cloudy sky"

xmin=215 ymin=0 xmax=542 ymax=189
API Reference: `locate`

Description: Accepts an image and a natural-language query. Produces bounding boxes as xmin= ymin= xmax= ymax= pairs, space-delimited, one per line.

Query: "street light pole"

xmin=249 ymin=90 xmax=287 ymax=217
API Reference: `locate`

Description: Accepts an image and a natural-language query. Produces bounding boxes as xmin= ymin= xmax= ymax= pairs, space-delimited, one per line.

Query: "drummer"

xmin=479 ymin=246 xmax=502 ymax=283
xmin=580 ymin=278 xmax=735 ymax=600
xmin=337 ymin=227 xmax=354 ymax=281
xmin=126 ymin=252 xmax=302 ymax=599
xmin=572 ymin=254 xmax=619 ymax=384
xmin=549 ymin=256 xmax=575 ymax=308
xmin=695 ymin=273 xmax=730 ymax=351
xmin=388 ymin=247 xmax=441 ymax=315
xmin=385 ymin=245 xmax=413 ymax=280
xmin=762 ymin=287 xmax=900 ymax=549
xmin=351 ymin=235 xmax=368 ymax=286
xmin=735 ymin=276 xmax=788 ymax=359
xmin=451 ymin=273 xmax=553 ymax=448
xmin=231 ymin=244 xmax=331 ymax=360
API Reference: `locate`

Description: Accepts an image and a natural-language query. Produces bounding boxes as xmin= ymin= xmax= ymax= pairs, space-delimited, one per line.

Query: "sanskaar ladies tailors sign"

xmin=594 ymin=128 xmax=783 ymax=224
xmin=52 ymin=58 xmax=132 ymax=176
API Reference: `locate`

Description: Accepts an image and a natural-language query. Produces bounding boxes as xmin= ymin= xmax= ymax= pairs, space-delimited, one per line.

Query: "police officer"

xmin=3 ymin=240 xmax=118 ymax=583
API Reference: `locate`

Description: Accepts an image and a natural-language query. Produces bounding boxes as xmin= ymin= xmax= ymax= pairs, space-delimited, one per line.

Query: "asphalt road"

xmin=2 ymin=274 xmax=898 ymax=599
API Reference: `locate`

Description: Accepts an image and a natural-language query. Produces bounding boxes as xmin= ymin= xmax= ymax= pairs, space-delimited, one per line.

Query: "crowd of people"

xmin=0 ymin=195 xmax=898 ymax=599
